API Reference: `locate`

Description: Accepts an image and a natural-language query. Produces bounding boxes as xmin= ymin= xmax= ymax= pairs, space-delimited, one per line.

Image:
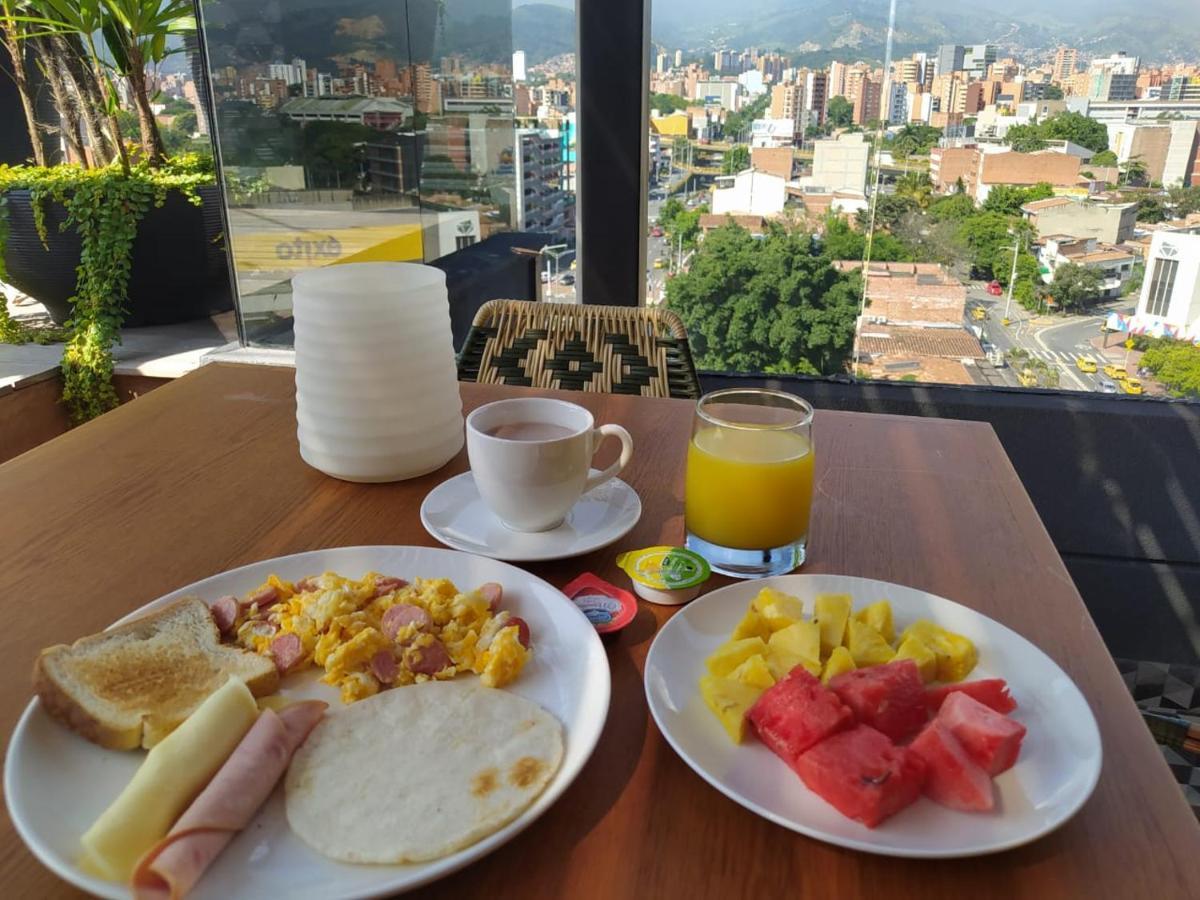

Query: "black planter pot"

xmin=1 ymin=184 xmax=232 ymax=327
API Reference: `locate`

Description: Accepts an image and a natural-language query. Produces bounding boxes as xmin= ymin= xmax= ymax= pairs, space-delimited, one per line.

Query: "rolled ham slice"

xmin=131 ymin=701 xmax=326 ymax=900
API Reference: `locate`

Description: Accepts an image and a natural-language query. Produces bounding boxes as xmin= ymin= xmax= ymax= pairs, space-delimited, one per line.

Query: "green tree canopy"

xmin=1006 ymin=111 xmax=1109 ymax=154
xmin=1141 ymin=341 xmax=1200 ymax=399
xmin=1135 ymin=195 xmax=1168 ymax=222
xmin=724 ymin=93 xmax=770 ymax=141
xmin=650 ymin=92 xmax=689 ymax=115
xmin=1090 ymin=149 xmax=1118 ymax=166
xmin=821 ymin=216 xmax=911 ymax=262
xmin=722 ymin=144 xmax=750 ymax=174
xmin=1004 ymin=123 xmax=1048 ymax=153
xmin=929 ymin=192 xmax=978 ymax=222
xmin=667 ymin=224 xmax=862 ymax=375
xmin=889 ymin=124 xmax=942 ymax=158
xmin=826 ymin=96 xmax=853 ymax=129
xmin=982 ymin=182 xmax=1053 ymax=216
xmin=894 ymin=171 xmax=934 ymax=209
xmin=1046 ymin=262 xmax=1104 ymax=310
xmin=1044 ymin=84 xmax=1064 ymax=100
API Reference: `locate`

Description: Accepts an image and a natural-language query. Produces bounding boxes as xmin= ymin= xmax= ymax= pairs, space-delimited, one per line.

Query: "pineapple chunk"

xmin=706 ymin=637 xmax=769 ymax=677
xmin=752 ymin=588 xmax=806 ymax=632
xmin=812 ymin=593 xmax=853 ymax=656
xmin=821 ymin=645 xmax=857 ymax=684
xmin=898 ymin=620 xmax=978 ymax=682
xmin=700 ymin=675 xmax=764 ymax=743
xmin=893 ymin=635 xmax=938 ymax=683
xmin=730 ymin=606 xmax=772 ymax=642
xmin=854 ymin=600 xmax=895 ymax=644
xmin=728 ymin=654 xmax=776 ymax=690
xmin=766 ymin=622 xmax=822 ymax=679
xmin=846 ymin=618 xmax=895 ymax=667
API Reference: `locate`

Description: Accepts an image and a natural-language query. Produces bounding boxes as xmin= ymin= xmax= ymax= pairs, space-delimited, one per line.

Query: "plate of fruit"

xmin=643 ymin=574 xmax=1102 ymax=857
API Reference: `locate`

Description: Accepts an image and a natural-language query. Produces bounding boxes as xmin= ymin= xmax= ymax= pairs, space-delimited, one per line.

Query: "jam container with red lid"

xmin=562 ymin=573 xmax=637 ymax=635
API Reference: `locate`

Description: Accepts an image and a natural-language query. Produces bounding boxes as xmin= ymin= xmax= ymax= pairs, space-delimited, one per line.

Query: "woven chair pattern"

xmin=457 ymin=300 xmax=702 ymax=400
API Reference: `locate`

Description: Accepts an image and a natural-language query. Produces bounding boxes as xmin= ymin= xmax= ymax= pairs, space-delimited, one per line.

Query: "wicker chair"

xmin=457 ymin=300 xmax=702 ymax=400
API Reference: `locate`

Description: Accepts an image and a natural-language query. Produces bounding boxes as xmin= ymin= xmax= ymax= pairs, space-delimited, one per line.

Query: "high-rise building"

xmin=884 ymin=82 xmax=908 ymax=125
xmin=1052 ymin=47 xmax=1079 ymax=85
xmin=963 ymin=44 xmax=998 ymax=80
xmin=656 ymin=52 xmax=669 ymax=74
xmin=805 ymin=71 xmax=828 ymax=126
xmin=515 ymin=129 xmax=570 ymax=237
xmin=513 ymin=50 xmax=527 ymax=83
xmin=852 ymin=76 xmax=881 ymax=125
xmin=936 ymin=44 xmax=965 ymax=76
xmin=1087 ymin=52 xmax=1140 ymax=101
xmin=674 ymin=49 xmax=683 ymax=68
xmin=828 ymin=61 xmax=848 ymax=100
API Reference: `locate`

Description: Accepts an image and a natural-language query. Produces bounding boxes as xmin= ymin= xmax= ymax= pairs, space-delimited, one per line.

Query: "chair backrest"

xmin=457 ymin=300 xmax=702 ymax=400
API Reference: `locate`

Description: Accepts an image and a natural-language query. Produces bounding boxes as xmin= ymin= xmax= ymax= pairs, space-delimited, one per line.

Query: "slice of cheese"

xmin=79 ymin=677 xmax=259 ymax=881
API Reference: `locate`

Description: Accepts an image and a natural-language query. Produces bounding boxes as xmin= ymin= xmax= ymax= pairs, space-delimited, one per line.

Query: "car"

xmin=1121 ymin=378 xmax=1143 ymax=395
xmin=1017 ymin=369 xmax=1038 ymax=387
xmin=971 ymin=308 xmax=987 ymax=321
xmin=560 ymin=273 xmax=575 ymax=286
xmin=654 ymin=257 xmax=667 ymax=269
xmin=1102 ymin=364 xmax=1126 ymax=380
xmin=986 ymin=281 xmax=1003 ymax=296
xmin=651 ymin=226 xmax=664 ymax=237
xmin=1075 ymin=357 xmax=1098 ymax=373
xmin=1098 ymin=379 xmax=1119 ymax=394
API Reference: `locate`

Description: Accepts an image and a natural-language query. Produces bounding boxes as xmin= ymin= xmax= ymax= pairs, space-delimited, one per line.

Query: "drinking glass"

xmin=685 ymin=389 xmax=814 ymax=578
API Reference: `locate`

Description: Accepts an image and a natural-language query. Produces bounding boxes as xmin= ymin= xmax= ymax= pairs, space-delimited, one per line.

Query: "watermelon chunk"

xmin=925 ymin=679 xmax=1017 ymax=715
xmin=937 ymin=691 xmax=1027 ymax=775
xmin=909 ymin=721 xmax=995 ymax=812
xmin=795 ymin=725 xmax=927 ymax=828
xmin=829 ymin=659 xmax=928 ymax=743
xmin=748 ymin=668 xmax=854 ymax=768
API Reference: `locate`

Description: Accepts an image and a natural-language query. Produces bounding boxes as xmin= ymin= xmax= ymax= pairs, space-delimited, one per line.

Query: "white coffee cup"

xmin=466 ymin=398 xmax=634 ymax=532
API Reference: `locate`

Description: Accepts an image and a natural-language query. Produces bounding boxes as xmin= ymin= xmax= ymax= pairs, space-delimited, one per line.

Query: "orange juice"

xmin=685 ymin=426 xmax=813 ymax=550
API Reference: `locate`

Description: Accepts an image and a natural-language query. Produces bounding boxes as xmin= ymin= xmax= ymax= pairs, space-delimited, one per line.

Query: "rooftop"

xmin=858 ymin=325 xmax=986 ymax=360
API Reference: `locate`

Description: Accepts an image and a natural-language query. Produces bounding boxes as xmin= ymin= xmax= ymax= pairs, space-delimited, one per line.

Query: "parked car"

xmin=971 ymin=307 xmax=987 ymax=320
xmin=654 ymin=258 xmax=667 ymax=269
xmin=651 ymin=226 xmax=664 ymax=237
xmin=1121 ymin=378 xmax=1143 ymax=395
xmin=986 ymin=280 xmax=1003 ymax=296
xmin=1076 ymin=357 xmax=1098 ymax=373
xmin=1102 ymin=364 xmax=1126 ymax=381
xmin=561 ymin=273 xmax=576 ymax=286
xmin=1017 ymin=369 xmax=1038 ymax=387
xmin=1098 ymin=379 xmax=1119 ymax=394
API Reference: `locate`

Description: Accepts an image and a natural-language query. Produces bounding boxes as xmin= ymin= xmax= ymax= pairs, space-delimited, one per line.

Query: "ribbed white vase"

xmin=292 ymin=262 xmax=464 ymax=482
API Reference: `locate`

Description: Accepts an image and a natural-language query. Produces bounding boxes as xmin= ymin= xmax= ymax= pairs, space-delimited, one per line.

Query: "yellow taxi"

xmin=1075 ymin=357 xmax=1098 ymax=374
xmin=1102 ymin=364 xmax=1127 ymax=381
xmin=1121 ymin=378 xmax=1144 ymax=395
xmin=971 ymin=308 xmax=987 ymax=321
xmin=1017 ymin=369 xmax=1038 ymax=387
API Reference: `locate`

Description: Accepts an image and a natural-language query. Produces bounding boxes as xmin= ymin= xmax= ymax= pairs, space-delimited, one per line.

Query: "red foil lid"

xmin=562 ymin=573 xmax=637 ymax=635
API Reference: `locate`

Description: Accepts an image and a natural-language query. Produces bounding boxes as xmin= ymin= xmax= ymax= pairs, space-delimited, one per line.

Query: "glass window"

xmin=646 ymin=2 xmax=1200 ymax=400
xmin=198 ymin=0 xmax=578 ymax=346
xmin=1146 ymin=258 xmax=1178 ymax=318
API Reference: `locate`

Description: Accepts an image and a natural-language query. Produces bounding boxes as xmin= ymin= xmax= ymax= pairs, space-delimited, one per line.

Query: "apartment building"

xmin=1052 ymin=46 xmax=1080 ymax=85
xmin=1020 ymin=197 xmax=1138 ymax=245
xmin=802 ymin=132 xmax=870 ymax=193
xmin=514 ymin=129 xmax=570 ymax=238
xmin=805 ymin=71 xmax=828 ymax=127
xmin=853 ymin=77 xmax=882 ymax=125
xmin=1038 ymin=236 xmax=1136 ymax=300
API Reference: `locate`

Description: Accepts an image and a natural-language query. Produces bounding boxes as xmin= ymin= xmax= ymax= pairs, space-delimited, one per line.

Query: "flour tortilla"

xmin=284 ymin=681 xmax=564 ymax=863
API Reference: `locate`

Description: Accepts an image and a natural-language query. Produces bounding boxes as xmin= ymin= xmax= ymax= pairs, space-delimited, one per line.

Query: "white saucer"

xmin=420 ymin=470 xmax=642 ymax=562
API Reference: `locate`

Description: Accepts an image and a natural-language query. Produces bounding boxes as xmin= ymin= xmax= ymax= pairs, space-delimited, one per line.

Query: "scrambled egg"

xmin=231 ymin=571 xmax=531 ymax=703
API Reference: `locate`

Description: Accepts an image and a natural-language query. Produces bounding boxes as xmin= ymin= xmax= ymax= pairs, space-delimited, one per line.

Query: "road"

xmin=964 ymin=284 xmax=1136 ymax=393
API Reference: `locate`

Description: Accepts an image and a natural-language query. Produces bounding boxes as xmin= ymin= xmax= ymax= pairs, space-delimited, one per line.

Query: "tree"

xmin=982 ymin=182 xmax=1053 ymax=216
xmin=894 ymin=171 xmax=933 ymax=209
xmin=826 ymin=96 xmax=853 ymax=129
xmin=957 ymin=212 xmax=1019 ymax=280
xmin=1090 ymin=149 xmax=1118 ymax=166
xmin=666 ymin=224 xmax=862 ymax=375
xmin=1141 ymin=341 xmax=1200 ymax=399
xmin=1042 ymin=111 xmax=1108 ymax=153
xmin=1046 ymin=263 xmax=1103 ymax=310
xmin=866 ymin=194 xmax=918 ymax=232
xmin=1044 ymin=84 xmax=1064 ymax=100
xmin=1169 ymin=185 xmax=1200 ymax=216
xmin=889 ymin=123 xmax=942 ymax=158
xmin=1005 ymin=123 xmax=1048 ymax=153
xmin=1135 ymin=195 xmax=1168 ymax=223
xmin=929 ymin=192 xmax=977 ymax=222
xmin=722 ymin=144 xmax=750 ymax=174
xmin=820 ymin=216 xmax=910 ymax=262
xmin=650 ymin=92 xmax=689 ymax=115
xmin=1121 ymin=156 xmax=1148 ymax=187
xmin=724 ymin=93 xmax=770 ymax=141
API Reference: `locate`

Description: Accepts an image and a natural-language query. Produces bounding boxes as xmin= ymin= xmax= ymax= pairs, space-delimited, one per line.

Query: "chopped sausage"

xmin=373 ymin=576 xmax=409 ymax=598
xmin=479 ymin=582 xmax=503 ymax=611
xmin=270 ymin=633 xmax=303 ymax=673
xmin=241 ymin=585 xmax=279 ymax=612
xmin=370 ymin=650 xmax=398 ymax=684
xmin=294 ymin=577 xmax=318 ymax=593
xmin=407 ymin=639 xmax=451 ymax=675
xmin=505 ymin=616 xmax=531 ymax=650
xmin=211 ymin=595 xmax=239 ymax=635
xmin=382 ymin=603 xmax=432 ymax=640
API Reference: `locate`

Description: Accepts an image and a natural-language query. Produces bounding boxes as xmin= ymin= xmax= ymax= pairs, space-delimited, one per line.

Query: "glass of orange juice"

xmin=685 ymin=389 xmax=814 ymax=578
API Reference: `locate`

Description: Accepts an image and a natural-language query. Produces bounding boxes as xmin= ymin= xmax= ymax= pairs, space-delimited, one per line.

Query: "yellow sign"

xmin=1125 ymin=338 xmax=1135 ymax=349
xmin=230 ymin=224 xmax=425 ymax=272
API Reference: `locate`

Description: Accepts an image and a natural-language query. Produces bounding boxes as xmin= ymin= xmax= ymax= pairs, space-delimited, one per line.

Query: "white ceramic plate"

xmin=5 ymin=546 xmax=611 ymax=899
xmin=420 ymin=470 xmax=641 ymax=562
xmin=644 ymin=574 xmax=1101 ymax=858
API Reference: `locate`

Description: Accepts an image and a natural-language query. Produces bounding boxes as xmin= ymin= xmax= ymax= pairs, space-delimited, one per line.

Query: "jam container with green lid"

xmin=616 ymin=546 xmax=711 ymax=606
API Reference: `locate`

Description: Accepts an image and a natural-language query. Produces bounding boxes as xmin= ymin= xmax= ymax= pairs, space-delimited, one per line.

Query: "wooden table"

xmin=2 ymin=363 xmax=1197 ymax=899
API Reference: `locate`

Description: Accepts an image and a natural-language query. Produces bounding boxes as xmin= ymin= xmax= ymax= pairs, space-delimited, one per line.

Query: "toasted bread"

xmin=33 ymin=596 xmax=279 ymax=750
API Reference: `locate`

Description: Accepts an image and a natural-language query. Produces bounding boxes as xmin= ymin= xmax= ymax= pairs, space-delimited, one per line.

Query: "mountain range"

xmin=513 ymin=0 xmax=1200 ymax=66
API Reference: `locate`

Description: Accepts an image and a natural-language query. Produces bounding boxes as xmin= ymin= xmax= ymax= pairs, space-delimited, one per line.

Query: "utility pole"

xmin=1003 ymin=238 xmax=1020 ymax=321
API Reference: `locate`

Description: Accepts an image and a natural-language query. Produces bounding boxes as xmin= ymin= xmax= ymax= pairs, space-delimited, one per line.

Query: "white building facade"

xmin=711 ymin=170 xmax=787 ymax=217
xmin=1135 ymin=232 xmax=1200 ymax=339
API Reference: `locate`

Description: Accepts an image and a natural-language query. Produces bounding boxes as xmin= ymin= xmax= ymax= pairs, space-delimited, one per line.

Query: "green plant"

xmin=0 ymin=154 xmax=212 ymax=421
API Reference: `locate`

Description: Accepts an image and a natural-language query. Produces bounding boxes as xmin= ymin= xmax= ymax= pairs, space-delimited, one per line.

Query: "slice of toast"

xmin=33 ymin=596 xmax=279 ymax=750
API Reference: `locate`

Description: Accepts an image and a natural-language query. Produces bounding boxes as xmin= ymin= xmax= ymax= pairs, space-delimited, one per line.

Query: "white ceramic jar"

xmin=291 ymin=262 xmax=464 ymax=482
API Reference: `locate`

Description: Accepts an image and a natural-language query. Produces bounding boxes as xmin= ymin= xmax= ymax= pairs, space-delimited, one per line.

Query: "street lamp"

xmin=539 ymin=243 xmax=570 ymax=303
xmin=1003 ymin=228 xmax=1026 ymax=322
